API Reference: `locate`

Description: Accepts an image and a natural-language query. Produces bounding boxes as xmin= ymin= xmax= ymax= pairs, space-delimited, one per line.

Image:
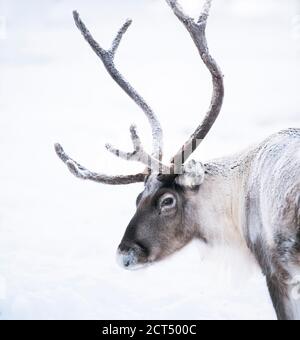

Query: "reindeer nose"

xmin=119 ymin=241 xmax=148 ymax=256
xmin=117 ymin=241 xmax=148 ymax=269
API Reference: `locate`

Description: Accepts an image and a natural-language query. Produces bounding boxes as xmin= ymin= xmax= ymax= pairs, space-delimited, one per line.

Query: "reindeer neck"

xmin=194 ymin=149 xmax=256 ymax=248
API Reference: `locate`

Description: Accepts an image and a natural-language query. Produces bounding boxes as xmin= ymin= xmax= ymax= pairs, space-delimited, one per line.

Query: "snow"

xmin=0 ymin=0 xmax=299 ymax=320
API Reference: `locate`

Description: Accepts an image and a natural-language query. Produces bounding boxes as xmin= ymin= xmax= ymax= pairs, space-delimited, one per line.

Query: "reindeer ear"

xmin=175 ymin=160 xmax=205 ymax=189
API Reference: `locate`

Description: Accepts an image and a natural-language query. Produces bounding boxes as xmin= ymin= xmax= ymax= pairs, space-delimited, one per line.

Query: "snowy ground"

xmin=0 ymin=0 xmax=299 ymax=320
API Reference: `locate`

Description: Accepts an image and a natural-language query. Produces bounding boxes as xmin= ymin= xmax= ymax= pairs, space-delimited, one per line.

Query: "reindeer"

xmin=55 ymin=0 xmax=300 ymax=320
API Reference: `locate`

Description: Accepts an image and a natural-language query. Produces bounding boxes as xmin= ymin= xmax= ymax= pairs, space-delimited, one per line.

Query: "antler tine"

xmin=73 ymin=11 xmax=163 ymax=162
xmin=110 ymin=19 xmax=133 ymax=56
xmin=166 ymin=0 xmax=224 ymax=173
xmin=55 ymin=143 xmax=146 ymax=185
xmin=166 ymin=0 xmax=191 ymax=25
xmin=106 ymin=126 xmax=170 ymax=174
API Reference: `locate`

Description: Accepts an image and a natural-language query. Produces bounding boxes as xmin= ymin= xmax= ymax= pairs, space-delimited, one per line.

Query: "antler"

xmin=56 ymin=1 xmax=224 ymax=185
xmin=73 ymin=11 xmax=163 ymax=162
xmin=106 ymin=125 xmax=170 ymax=174
xmin=55 ymin=11 xmax=167 ymax=185
xmin=166 ymin=0 xmax=224 ymax=173
xmin=55 ymin=143 xmax=147 ymax=185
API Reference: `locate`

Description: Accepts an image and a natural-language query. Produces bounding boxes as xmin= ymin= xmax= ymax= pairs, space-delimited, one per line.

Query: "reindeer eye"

xmin=162 ymin=197 xmax=174 ymax=207
xmin=159 ymin=194 xmax=176 ymax=211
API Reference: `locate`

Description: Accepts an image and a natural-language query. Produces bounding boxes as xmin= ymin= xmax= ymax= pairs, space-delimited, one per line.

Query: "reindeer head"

xmin=117 ymin=161 xmax=207 ymax=269
xmin=55 ymin=0 xmax=224 ymax=270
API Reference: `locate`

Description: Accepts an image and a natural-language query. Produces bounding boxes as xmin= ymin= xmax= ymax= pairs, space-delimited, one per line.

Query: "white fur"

xmin=176 ymin=160 xmax=205 ymax=188
xmin=287 ymin=268 xmax=300 ymax=320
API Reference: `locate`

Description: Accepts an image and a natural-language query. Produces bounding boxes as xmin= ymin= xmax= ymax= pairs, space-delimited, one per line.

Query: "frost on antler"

xmin=110 ymin=19 xmax=132 ymax=56
xmin=55 ymin=11 xmax=167 ymax=186
xmin=73 ymin=11 xmax=163 ymax=161
xmin=166 ymin=0 xmax=224 ymax=172
xmin=166 ymin=0 xmax=192 ymax=25
xmin=56 ymin=1 xmax=224 ymax=185
xmin=106 ymin=126 xmax=170 ymax=174
xmin=55 ymin=143 xmax=146 ymax=185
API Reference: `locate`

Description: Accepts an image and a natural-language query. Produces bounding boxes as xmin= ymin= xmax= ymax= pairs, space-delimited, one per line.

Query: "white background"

xmin=0 ymin=0 xmax=299 ymax=320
